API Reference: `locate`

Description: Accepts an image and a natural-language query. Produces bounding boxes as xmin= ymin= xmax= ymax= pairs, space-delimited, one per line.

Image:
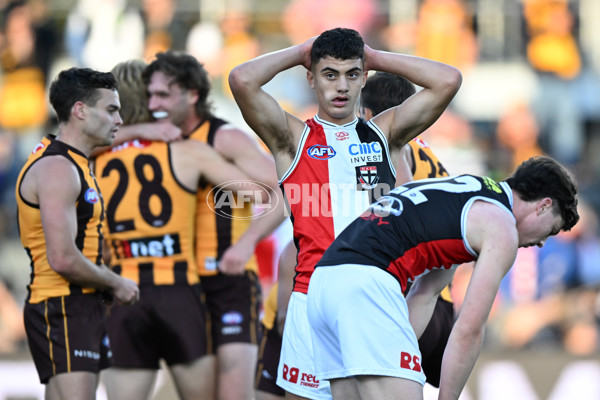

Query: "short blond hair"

xmin=111 ymin=60 xmax=152 ymax=125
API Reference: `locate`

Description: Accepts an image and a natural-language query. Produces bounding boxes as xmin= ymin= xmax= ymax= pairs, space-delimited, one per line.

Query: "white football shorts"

xmin=277 ymin=291 xmax=332 ymax=399
xmin=307 ymin=264 xmax=426 ymax=385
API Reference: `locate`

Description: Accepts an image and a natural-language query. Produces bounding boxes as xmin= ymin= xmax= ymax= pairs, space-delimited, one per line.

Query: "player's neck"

xmin=54 ymin=126 xmax=93 ymax=158
xmin=182 ymin=114 xmax=204 ymax=138
xmin=316 ymin=110 xmax=357 ymax=126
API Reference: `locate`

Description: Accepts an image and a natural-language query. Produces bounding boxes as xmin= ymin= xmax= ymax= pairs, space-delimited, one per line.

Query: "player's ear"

xmin=362 ymin=107 xmax=374 ymax=121
xmin=72 ymin=101 xmax=86 ymax=120
xmin=307 ymin=70 xmax=315 ymax=89
xmin=536 ymin=197 xmax=553 ymax=215
xmin=187 ymin=89 xmax=199 ymax=106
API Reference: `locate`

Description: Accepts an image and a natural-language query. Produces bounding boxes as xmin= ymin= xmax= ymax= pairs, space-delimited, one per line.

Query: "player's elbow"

xmin=439 ymin=66 xmax=463 ymax=98
xmin=228 ymin=65 xmax=253 ymax=98
xmin=47 ymin=250 xmax=78 ymax=276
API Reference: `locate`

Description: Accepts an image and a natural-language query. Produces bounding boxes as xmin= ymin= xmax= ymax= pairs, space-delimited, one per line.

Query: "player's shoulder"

xmin=467 ymin=199 xmax=518 ymax=254
xmin=33 ymin=153 xmax=78 ymax=175
xmin=214 ymin=123 xmax=269 ymax=157
xmin=214 ymin=124 xmax=256 ymax=145
xmin=174 ymin=137 xmax=214 ymax=156
xmin=31 ymin=155 xmax=82 ymax=196
xmin=471 ymin=199 xmax=516 ymax=232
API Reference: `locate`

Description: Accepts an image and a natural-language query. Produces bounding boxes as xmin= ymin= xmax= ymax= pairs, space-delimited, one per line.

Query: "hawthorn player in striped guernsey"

xmin=95 ymin=60 xmax=269 ymax=400
xmin=15 ymin=67 xmax=139 ymax=399
xmin=307 ymin=156 xmax=579 ymax=400
xmin=230 ymin=27 xmax=462 ymax=400
xmin=140 ymin=51 xmax=285 ymax=400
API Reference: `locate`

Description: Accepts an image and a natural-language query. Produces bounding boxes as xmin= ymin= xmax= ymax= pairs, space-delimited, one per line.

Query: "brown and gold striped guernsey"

xmin=94 ymin=139 xmax=199 ymax=286
xmin=190 ymin=117 xmax=258 ymax=276
xmin=408 ymin=138 xmax=449 ymax=181
xmin=16 ymin=136 xmax=104 ymax=303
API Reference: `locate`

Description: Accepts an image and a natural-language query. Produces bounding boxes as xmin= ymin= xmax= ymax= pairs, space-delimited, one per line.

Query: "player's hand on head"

xmin=300 ymin=37 xmax=317 ymax=70
xmin=363 ymin=44 xmax=376 ymax=72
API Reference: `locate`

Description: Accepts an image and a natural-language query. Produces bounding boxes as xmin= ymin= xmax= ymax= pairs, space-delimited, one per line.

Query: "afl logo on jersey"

xmin=308 ymin=144 xmax=336 ymax=160
xmin=84 ymin=188 xmax=99 ymax=204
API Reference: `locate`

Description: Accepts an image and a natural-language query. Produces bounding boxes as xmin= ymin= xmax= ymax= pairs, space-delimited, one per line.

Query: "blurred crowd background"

xmin=0 ymin=0 xmax=599 ymax=381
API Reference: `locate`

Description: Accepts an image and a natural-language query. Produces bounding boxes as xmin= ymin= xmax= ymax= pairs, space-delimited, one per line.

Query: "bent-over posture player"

xmin=307 ymin=156 xmax=579 ymax=400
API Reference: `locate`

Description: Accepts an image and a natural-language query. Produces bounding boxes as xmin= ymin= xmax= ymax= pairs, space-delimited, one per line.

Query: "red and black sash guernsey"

xmin=316 ymin=175 xmax=514 ymax=292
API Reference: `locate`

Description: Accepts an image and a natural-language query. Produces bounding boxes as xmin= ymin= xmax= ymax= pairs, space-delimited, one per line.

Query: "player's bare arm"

xmin=218 ymin=191 xmax=286 ymax=275
xmin=26 ymin=156 xmax=139 ymax=305
xmin=365 ymin=46 xmax=462 ymax=151
xmin=113 ymin=120 xmax=182 ymax=143
xmin=169 ymin=139 xmax=265 ymax=201
xmin=212 ymin=126 xmax=281 ymax=189
xmin=228 ymin=39 xmax=314 ymax=167
xmin=171 ymin=138 xmax=285 ymax=280
xmin=438 ymin=202 xmax=518 ymax=400
xmin=393 ymin=144 xmax=415 ymax=187
xmin=170 ymin=141 xmax=274 ymax=274
xmin=276 ymin=241 xmax=297 ymax=335
xmin=212 ymin=126 xmax=288 ymax=274
xmin=406 ymin=267 xmax=456 ymax=339
xmin=90 ymin=120 xmax=182 ymax=157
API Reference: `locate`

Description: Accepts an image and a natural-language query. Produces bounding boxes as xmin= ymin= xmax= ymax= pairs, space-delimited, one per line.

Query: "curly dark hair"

xmin=49 ymin=67 xmax=118 ymax=123
xmin=311 ymin=28 xmax=364 ymax=66
xmin=505 ymin=156 xmax=579 ymax=231
xmin=361 ymin=72 xmax=416 ymax=117
xmin=143 ymin=50 xmax=213 ymax=120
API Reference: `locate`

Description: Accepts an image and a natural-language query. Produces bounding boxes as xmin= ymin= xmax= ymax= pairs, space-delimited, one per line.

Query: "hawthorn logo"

xmin=207 ymin=180 xmax=277 ymax=220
